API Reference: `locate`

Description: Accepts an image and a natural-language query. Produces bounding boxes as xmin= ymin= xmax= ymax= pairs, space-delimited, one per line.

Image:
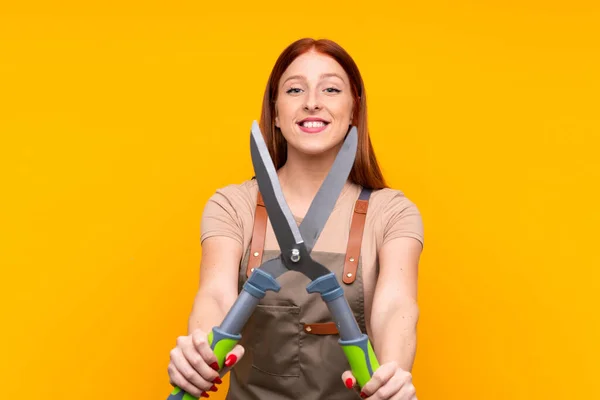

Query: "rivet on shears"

xmin=291 ymin=249 xmax=300 ymax=263
xmin=347 ymin=273 xmax=353 ymax=278
xmin=349 ymin=257 xmax=355 ymax=262
xmin=305 ymin=326 xmax=312 ymax=332
xmin=251 ymin=268 xmax=255 ymax=272
xmin=253 ymin=252 xmax=259 ymax=257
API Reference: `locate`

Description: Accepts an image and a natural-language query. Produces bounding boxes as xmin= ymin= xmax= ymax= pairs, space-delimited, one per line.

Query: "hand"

xmin=168 ymin=328 xmax=245 ymax=398
xmin=342 ymin=361 xmax=417 ymax=400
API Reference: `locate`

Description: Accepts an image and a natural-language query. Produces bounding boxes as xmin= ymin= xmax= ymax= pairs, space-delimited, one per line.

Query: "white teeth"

xmin=302 ymin=121 xmax=326 ymax=128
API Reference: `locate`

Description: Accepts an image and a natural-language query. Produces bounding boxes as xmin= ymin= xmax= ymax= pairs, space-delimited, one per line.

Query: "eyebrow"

xmin=282 ymin=73 xmax=347 ymax=85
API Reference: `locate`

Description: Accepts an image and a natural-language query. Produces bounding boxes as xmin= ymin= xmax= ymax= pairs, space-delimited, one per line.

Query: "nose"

xmin=303 ymin=90 xmax=321 ymax=111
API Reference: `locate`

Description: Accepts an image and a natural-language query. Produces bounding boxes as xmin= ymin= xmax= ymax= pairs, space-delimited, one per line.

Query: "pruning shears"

xmin=168 ymin=121 xmax=380 ymax=400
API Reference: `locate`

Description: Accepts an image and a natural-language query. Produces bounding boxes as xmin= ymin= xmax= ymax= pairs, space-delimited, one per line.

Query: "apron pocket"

xmin=250 ymin=304 xmax=301 ymax=377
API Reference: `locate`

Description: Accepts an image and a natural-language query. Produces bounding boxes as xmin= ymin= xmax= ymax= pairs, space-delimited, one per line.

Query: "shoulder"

xmin=200 ymin=178 xmax=259 ymax=245
xmin=367 ymin=186 xmax=424 ymax=248
xmin=202 ymin=178 xmax=259 ymax=224
xmin=369 ymin=187 xmax=419 ymax=213
xmin=207 ymin=179 xmax=258 ymax=212
xmin=209 ymin=178 xmax=258 ymax=209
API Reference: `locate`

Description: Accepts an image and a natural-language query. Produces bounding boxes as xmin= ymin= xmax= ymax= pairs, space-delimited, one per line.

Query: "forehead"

xmin=280 ymin=51 xmax=348 ymax=83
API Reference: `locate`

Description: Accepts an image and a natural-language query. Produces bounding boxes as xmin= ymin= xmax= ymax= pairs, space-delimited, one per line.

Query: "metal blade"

xmin=299 ymin=126 xmax=358 ymax=253
xmin=250 ymin=121 xmax=303 ymax=255
xmin=256 ymin=256 xmax=289 ymax=280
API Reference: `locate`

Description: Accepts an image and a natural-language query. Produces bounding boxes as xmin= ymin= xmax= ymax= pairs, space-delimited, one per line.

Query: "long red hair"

xmin=259 ymin=38 xmax=388 ymax=190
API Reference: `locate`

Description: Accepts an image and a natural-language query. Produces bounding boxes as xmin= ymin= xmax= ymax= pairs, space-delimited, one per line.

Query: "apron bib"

xmin=226 ymin=188 xmax=372 ymax=400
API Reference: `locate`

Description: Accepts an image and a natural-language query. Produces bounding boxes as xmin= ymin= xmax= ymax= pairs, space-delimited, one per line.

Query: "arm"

xmin=188 ymin=235 xmax=243 ymax=335
xmin=167 ymin=188 xmax=247 ymax=398
xmin=342 ymin=236 xmax=422 ymax=398
xmin=370 ymin=236 xmax=422 ymax=372
xmin=346 ymin=237 xmax=422 ymax=399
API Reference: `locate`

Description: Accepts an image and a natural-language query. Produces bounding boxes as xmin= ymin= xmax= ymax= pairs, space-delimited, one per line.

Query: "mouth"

xmin=296 ymin=118 xmax=330 ymax=134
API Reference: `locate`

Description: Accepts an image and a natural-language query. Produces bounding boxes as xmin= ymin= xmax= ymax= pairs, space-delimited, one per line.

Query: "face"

xmin=275 ymin=50 xmax=355 ymax=156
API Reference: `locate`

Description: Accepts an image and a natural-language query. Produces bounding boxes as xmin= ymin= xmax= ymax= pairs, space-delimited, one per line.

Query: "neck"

xmin=277 ymin=144 xmax=348 ymax=210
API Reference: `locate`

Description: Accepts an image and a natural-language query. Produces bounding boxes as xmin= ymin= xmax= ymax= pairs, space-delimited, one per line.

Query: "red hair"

xmin=259 ymin=38 xmax=387 ymax=190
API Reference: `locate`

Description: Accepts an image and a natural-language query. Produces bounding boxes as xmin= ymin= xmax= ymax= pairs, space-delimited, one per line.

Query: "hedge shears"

xmin=168 ymin=121 xmax=380 ymax=400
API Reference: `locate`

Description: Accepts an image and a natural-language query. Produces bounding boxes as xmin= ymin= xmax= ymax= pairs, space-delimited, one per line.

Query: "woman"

xmin=168 ymin=38 xmax=424 ymax=400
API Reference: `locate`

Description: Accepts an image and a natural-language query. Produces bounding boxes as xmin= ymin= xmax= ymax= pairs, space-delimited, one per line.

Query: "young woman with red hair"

xmin=168 ymin=38 xmax=424 ymax=400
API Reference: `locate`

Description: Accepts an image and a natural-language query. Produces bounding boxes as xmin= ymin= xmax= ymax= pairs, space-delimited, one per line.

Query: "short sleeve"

xmin=381 ymin=193 xmax=424 ymax=248
xmin=200 ymin=186 xmax=244 ymax=246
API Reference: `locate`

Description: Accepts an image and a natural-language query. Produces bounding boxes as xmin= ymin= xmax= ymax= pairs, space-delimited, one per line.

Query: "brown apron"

xmin=226 ymin=188 xmax=372 ymax=400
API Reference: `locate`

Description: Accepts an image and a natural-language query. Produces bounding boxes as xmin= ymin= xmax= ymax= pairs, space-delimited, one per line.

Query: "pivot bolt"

xmin=291 ymin=249 xmax=300 ymax=263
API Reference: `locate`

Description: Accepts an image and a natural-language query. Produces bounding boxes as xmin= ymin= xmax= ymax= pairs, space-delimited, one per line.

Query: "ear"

xmin=275 ymin=115 xmax=280 ymax=128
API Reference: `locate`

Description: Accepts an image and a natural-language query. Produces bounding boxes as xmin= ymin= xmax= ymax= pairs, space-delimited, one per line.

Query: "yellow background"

xmin=1 ymin=1 xmax=599 ymax=399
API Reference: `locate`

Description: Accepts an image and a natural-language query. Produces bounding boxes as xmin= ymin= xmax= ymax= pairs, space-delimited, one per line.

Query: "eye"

xmin=286 ymin=87 xmax=303 ymax=94
xmin=324 ymin=87 xmax=341 ymax=93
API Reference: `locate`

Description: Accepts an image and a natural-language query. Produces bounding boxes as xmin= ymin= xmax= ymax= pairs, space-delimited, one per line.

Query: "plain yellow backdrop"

xmin=1 ymin=1 xmax=599 ymax=399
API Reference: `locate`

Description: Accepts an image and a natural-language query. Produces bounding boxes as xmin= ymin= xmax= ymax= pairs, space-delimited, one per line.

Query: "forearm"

xmin=371 ymin=301 xmax=419 ymax=372
xmin=187 ymin=289 xmax=232 ymax=335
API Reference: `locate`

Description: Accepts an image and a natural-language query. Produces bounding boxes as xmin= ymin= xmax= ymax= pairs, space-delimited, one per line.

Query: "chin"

xmin=290 ymin=140 xmax=341 ymax=157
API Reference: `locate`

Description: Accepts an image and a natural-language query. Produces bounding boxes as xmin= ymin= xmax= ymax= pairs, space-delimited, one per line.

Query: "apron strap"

xmin=343 ymin=188 xmax=372 ymax=284
xmin=305 ymin=187 xmax=371 ymax=334
xmin=247 ymin=188 xmax=372 ymax=280
xmin=246 ymin=192 xmax=268 ymax=278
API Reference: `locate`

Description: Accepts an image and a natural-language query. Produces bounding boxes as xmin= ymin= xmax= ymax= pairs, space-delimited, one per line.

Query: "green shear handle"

xmin=167 ymin=268 xmax=280 ymax=400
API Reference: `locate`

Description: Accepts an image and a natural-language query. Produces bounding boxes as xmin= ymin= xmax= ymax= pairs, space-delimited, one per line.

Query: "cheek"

xmin=332 ymin=102 xmax=353 ymax=120
xmin=276 ymin=102 xmax=295 ymax=121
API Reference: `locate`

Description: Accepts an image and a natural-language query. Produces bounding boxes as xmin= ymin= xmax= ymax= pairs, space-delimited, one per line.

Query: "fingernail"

xmin=212 ymin=377 xmax=222 ymax=384
xmin=210 ymin=362 xmax=219 ymax=371
xmin=201 ymin=392 xmax=210 ymax=398
xmin=360 ymin=392 xmax=367 ymax=399
xmin=210 ymin=385 xmax=218 ymax=392
xmin=345 ymin=378 xmax=353 ymax=389
xmin=225 ymin=354 xmax=237 ymax=367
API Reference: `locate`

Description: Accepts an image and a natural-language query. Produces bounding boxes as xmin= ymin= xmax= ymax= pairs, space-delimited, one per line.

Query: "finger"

xmin=341 ymin=370 xmax=356 ymax=390
xmin=171 ymin=346 xmax=214 ymax=392
xmin=168 ymin=361 xmax=208 ymax=399
xmin=369 ymin=377 xmax=404 ymax=400
xmin=181 ymin=347 xmax=220 ymax=388
xmin=224 ymin=344 xmax=245 ymax=367
xmin=384 ymin=371 xmax=415 ymax=400
xmin=360 ymin=362 xmax=396 ymax=398
xmin=393 ymin=381 xmax=416 ymax=400
xmin=190 ymin=330 xmax=219 ymax=367
xmin=218 ymin=344 xmax=246 ymax=377
xmin=185 ymin=332 xmax=221 ymax=382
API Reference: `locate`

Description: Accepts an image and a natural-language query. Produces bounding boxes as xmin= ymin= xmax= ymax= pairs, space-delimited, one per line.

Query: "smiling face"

xmin=274 ymin=50 xmax=355 ymax=157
